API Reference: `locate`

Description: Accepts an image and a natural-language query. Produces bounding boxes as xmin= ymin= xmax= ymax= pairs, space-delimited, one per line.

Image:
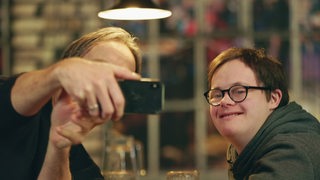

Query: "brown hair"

xmin=208 ymin=47 xmax=289 ymax=108
xmin=61 ymin=27 xmax=141 ymax=73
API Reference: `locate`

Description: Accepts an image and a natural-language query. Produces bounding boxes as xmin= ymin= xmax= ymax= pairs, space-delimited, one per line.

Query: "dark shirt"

xmin=0 ymin=75 xmax=104 ymax=179
xmin=227 ymin=102 xmax=320 ymax=180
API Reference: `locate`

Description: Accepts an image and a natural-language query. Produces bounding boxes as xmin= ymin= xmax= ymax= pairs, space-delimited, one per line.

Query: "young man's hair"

xmin=61 ymin=27 xmax=141 ymax=73
xmin=208 ymin=47 xmax=289 ymax=108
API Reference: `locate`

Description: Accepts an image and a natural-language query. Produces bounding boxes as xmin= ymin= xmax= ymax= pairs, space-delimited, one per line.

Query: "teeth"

xmin=222 ymin=113 xmax=239 ymax=118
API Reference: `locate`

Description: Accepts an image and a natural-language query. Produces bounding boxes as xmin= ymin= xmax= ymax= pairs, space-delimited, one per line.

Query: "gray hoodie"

xmin=227 ymin=102 xmax=320 ymax=180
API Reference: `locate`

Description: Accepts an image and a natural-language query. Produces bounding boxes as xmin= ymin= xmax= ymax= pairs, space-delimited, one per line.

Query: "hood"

xmin=231 ymin=102 xmax=320 ymax=179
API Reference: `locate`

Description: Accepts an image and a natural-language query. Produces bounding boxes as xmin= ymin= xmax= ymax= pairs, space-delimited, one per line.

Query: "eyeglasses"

xmin=203 ymin=85 xmax=271 ymax=106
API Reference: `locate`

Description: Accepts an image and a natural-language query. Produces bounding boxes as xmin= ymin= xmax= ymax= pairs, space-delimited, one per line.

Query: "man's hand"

xmin=39 ymin=89 xmax=109 ymax=180
xmin=52 ymin=58 xmax=140 ymax=121
xmin=11 ymin=57 xmax=140 ymax=120
xmin=50 ymin=90 xmax=108 ymax=149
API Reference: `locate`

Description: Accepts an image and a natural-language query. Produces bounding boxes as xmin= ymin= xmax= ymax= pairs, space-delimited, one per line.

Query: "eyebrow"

xmin=211 ymin=82 xmax=253 ymax=89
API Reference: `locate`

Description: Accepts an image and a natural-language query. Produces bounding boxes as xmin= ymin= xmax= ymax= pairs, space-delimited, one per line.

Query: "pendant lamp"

xmin=98 ymin=0 xmax=172 ymax=20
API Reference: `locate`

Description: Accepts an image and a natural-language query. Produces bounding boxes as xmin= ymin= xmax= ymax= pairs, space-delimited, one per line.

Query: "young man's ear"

xmin=269 ymin=89 xmax=282 ymax=110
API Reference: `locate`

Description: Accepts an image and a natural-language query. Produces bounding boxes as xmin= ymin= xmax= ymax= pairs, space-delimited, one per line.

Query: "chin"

xmin=221 ymin=131 xmax=236 ymax=138
xmin=215 ymin=125 xmax=235 ymax=137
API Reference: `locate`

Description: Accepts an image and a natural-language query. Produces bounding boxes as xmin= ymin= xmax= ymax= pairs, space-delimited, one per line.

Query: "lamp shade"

xmin=98 ymin=0 xmax=172 ymax=20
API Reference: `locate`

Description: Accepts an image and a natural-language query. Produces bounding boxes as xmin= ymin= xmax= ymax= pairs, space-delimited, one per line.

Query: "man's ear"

xmin=269 ymin=89 xmax=282 ymax=110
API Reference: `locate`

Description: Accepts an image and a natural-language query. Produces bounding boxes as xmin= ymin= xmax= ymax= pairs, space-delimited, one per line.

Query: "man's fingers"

xmin=56 ymin=122 xmax=83 ymax=145
xmin=108 ymin=81 xmax=125 ymax=121
xmin=111 ymin=65 xmax=141 ymax=80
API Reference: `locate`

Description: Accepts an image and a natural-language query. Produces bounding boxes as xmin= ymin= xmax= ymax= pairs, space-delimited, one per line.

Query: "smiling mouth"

xmin=219 ymin=113 xmax=243 ymax=119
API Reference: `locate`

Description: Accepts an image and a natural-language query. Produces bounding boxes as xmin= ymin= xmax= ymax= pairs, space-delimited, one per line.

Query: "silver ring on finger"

xmin=88 ymin=104 xmax=99 ymax=111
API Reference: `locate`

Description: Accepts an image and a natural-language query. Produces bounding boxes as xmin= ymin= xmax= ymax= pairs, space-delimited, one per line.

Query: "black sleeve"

xmin=0 ymin=75 xmax=18 ymax=114
xmin=0 ymin=75 xmax=28 ymax=130
xmin=70 ymin=144 xmax=104 ymax=180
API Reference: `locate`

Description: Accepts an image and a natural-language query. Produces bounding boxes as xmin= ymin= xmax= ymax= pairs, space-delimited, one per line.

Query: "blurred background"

xmin=1 ymin=0 xmax=319 ymax=179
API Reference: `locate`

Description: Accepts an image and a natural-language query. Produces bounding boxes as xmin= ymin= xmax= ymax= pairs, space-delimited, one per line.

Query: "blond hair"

xmin=61 ymin=27 xmax=141 ymax=73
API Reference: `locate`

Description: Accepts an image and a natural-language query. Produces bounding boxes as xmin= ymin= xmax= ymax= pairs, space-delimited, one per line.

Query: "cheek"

xmin=209 ymin=106 xmax=218 ymax=121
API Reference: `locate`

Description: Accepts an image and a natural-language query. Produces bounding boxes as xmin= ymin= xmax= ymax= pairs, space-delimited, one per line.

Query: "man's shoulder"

xmin=0 ymin=74 xmax=22 ymax=87
xmin=266 ymin=132 xmax=320 ymax=160
xmin=0 ymin=76 xmax=10 ymax=85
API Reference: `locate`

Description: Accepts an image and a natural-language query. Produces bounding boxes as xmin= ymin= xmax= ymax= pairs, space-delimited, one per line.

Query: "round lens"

xmin=209 ymin=89 xmax=222 ymax=105
xmin=230 ymin=86 xmax=247 ymax=102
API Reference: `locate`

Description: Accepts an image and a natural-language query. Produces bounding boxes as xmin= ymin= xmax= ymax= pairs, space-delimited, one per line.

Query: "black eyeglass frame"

xmin=203 ymin=85 xmax=271 ymax=106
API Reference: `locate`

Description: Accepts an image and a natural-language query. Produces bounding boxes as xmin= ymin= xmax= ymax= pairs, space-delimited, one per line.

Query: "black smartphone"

xmin=119 ymin=78 xmax=165 ymax=114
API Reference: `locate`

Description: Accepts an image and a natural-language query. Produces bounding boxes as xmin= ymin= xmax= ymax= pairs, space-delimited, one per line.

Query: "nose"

xmin=219 ymin=91 xmax=235 ymax=106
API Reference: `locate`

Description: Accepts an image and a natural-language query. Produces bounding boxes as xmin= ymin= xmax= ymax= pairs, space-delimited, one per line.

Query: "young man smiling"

xmin=204 ymin=47 xmax=320 ymax=179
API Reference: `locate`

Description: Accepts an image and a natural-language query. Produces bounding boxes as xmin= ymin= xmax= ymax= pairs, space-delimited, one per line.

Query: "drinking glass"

xmin=102 ymin=136 xmax=138 ymax=179
xmin=103 ymin=170 xmax=136 ymax=180
xmin=134 ymin=140 xmax=146 ymax=177
xmin=166 ymin=170 xmax=200 ymax=180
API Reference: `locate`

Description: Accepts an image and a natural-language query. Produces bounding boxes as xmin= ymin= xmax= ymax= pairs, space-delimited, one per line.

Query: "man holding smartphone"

xmin=0 ymin=27 xmax=141 ymax=179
